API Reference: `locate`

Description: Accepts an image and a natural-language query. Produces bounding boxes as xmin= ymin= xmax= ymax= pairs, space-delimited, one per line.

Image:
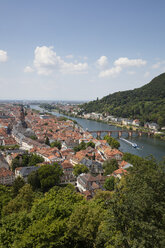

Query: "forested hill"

xmin=82 ymin=73 xmax=165 ymax=127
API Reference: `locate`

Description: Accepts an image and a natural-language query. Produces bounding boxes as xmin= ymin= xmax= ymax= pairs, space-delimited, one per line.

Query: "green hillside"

xmin=82 ymin=73 xmax=165 ymax=127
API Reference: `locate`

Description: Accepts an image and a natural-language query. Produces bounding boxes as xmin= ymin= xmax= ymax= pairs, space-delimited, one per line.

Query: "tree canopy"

xmin=82 ymin=73 xmax=165 ymax=127
xmin=73 ymin=163 xmax=89 ymax=177
xmin=45 ymin=136 xmax=50 ymax=146
xmin=50 ymin=140 xmax=62 ymax=150
xmin=103 ymin=159 xmax=118 ymax=175
xmin=11 ymin=153 xmax=44 ymax=171
xmin=28 ymin=163 xmax=63 ymax=192
xmin=103 ymin=176 xmax=115 ymax=191
xmin=0 ymin=185 xmax=12 ymax=218
xmin=74 ymin=141 xmax=95 ymax=152
xmin=99 ymin=157 xmax=165 ymax=248
xmin=104 ymin=135 xmax=120 ymax=149
xmin=12 ymin=176 xmax=25 ymax=197
xmin=1 ymin=156 xmax=165 ymax=248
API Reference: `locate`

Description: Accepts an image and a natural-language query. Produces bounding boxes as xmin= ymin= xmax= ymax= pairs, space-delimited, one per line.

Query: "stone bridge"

xmin=88 ymin=130 xmax=153 ymax=137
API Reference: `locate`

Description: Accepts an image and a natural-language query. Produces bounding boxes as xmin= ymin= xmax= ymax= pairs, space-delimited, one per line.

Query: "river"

xmin=30 ymin=105 xmax=165 ymax=161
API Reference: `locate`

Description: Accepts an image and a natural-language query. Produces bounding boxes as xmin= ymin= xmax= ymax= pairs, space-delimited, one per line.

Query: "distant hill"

xmin=82 ymin=73 xmax=165 ymax=127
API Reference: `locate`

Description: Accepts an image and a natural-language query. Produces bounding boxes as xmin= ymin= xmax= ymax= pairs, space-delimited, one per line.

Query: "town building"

xmin=15 ymin=166 xmax=39 ymax=182
xmin=0 ymin=167 xmax=15 ymax=185
xmin=60 ymin=160 xmax=76 ymax=184
xmin=77 ymin=173 xmax=106 ymax=193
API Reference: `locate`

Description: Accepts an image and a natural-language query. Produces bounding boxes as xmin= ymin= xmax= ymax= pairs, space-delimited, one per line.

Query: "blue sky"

xmin=0 ymin=0 xmax=165 ymax=100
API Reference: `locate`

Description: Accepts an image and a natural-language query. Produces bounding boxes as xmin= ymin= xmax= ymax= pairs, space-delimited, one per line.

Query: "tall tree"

xmin=12 ymin=176 xmax=25 ymax=197
xmin=103 ymin=159 xmax=118 ymax=175
xmin=11 ymin=153 xmax=44 ymax=171
xmin=73 ymin=164 xmax=89 ymax=177
xmin=3 ymin=184 xmax=34 ymax=216
xmin=104 ymin=176 xmax=115 ymax=191
xmin=100 ymin=157 xmax=165 ymax=248
xmin=0 ymin=185 xmax=12 ymax=218
xmin=11 ymin=186 xmax=84 ymax=248
xmin=50 ymin=140 xmax=62 ymax=150
xmin=28 ymin=163 xmax=63 ymax=192
xmin=45 ymin=137 xmax=50 ymax=146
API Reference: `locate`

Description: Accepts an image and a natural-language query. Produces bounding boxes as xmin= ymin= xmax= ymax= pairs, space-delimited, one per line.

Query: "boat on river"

xmin=132 ymin=143 xmax=138 ymax=148
xmin=120 ymin=138 xmax=138 ymax=148
xmin=30 ymin=105 xmax=165 ymax=160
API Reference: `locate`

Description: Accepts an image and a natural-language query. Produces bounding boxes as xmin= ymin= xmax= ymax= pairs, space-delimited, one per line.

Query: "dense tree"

xmin=45 ymin=136 xmax=50 ymax=146
xmin=123 ymin=152 xmax=145 ymax=166
xmin=99 ymin=157 xmax=165 ymax=248
xmin=12 ymin=176 xmax=25 ymax=197
xmin=103 ymin=159 xmax=118 ymax=175
xmin=1 ymin=155 xmax=165 ymax=248
xmin=11 ymin=153 xmax=44 ymax=171
xmin=86 ymin=141 xmax=95 ymax=148
xmin=28 ymin=163 xmax=63 ymax=192
xmin=73 ymin=163 xmax=89 ymax=177
xmin=74 ymin=140 xmax=95 ymax=152
xmin=28 ymin=154 xmax=44 ymax=167
xmin=103 ymin=176 xmax=115 ymax=191
xmin=29 ymin=135 xmax=37 ymax=140
xmin=27 ymin=170 xmax=41 ymax=191
xmin=0 ymin=144 xmax=20 ymax=151
xmin=0 ymin=211 xmax=32 ymax=247
xmin=11 ymin=186 xmax=84 ymax=248
xmin=2 ymin=184 xmax=34 ymax=216
xmin=104 ymin=135 xmax=120 ymax=149
xmin=92 ymin=190 xmax=113 ymax=210
xmin=66 ymin=202 xmax=104 ymax=248
xmin=50 ymin=140 xmax=62 ymax=150
xmin=74 ymin=141 xmax=86 ymax=152
xmin=0 ymin=185 xmax=12 ymax=218
xmin=82 ymin=73 xmax=165 ymax=127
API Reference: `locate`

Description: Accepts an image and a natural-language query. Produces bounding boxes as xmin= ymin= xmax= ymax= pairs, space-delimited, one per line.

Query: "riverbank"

xmin=51 ymin=109 xmax=165 ymax=141
xmin=30 ymin=104 xmax=165 ymax=160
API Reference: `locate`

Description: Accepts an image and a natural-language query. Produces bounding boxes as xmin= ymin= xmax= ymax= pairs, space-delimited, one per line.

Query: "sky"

xmin=0 ymin=0 xmax=165 ymax=101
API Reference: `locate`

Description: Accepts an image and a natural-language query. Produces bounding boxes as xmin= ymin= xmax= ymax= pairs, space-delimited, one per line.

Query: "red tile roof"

xmin=119 ymin=160 xmax=128 ymax=168
xmin=61 ymin=160 xmax=73 ymax=169
xmin=0 ymin=168 xmax=14 ymax=177
xmin=113 ymin=168 xmax=127 ymax=175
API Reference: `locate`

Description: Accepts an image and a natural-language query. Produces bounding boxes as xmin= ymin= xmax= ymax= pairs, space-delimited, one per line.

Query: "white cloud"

xmin=96 ymin=56 xmax=108 ymax=67
xmin=24 ymin=66 xmax=34 ymax=73
xmin=31 ymin=46 xmax=88 ymax=75
xmin=152 ymin=61 xmax=165 ymax=69
xmin=61 ymin=61 xmax=88 ymax=74
xmin=114 ymin=57 xmax=146 ymax=67
xmin=33 ymin=46 xmax=59 ymax=75
xmin=66 ymin=54 xmax=74 ymax=59
xmin=99 ymin=66 xmax=122 ymax=78
xmin=152 ymin=63 xmax=160 ymax=69
xmin=0 ymin=50 xmax=8 ymax=62
xmin=98 ymin=56 xmax=147 ymax=78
